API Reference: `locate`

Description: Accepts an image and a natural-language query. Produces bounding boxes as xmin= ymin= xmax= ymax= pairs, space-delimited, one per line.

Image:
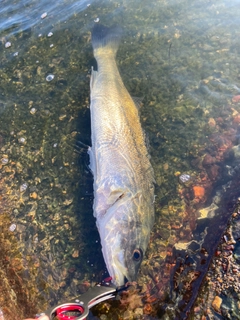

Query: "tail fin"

xmin=91 ymin=24 xmax=122 ymax=57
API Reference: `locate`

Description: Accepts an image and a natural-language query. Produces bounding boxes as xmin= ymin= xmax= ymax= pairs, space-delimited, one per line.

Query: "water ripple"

xmin=0 ymin=0 xmax=93 ymax=36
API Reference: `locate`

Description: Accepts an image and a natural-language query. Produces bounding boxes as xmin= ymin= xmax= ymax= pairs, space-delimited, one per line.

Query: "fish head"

xmin=98 ymin=190 xmax=154 ymax=287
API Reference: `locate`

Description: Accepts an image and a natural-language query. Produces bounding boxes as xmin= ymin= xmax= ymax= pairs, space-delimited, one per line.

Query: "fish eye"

xmin=132 ymin=248 xmax=142 ymax=261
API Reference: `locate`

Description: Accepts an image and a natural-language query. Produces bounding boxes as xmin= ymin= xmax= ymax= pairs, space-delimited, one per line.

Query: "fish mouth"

xmin=102 ymin=243 xmax=129 ymax=286
xmin=111 ymin=255 xmax=129 ymax=286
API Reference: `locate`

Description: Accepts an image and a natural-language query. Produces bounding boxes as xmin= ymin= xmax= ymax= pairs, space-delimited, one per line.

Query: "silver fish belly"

xmin=88 ymin=24 xmax=155 ymax=286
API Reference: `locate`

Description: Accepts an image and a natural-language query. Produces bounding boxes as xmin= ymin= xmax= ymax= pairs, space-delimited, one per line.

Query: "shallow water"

xmin=1 ymin=0 xmax=240 ymax=319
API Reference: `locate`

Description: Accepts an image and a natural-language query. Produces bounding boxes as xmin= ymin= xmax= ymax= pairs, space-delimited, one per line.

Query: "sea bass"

xmin=88 ymin=24 xmax=155 ymax=286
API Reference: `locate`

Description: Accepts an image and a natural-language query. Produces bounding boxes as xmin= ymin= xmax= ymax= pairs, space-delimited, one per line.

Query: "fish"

xmin=88 ymin=24 xmax=155 ymax=286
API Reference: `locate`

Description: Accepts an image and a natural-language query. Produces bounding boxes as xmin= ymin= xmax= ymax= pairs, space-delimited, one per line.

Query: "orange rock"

xmin=208 ymin=117 xmax=216 ymax=127
xmin=30 ymin=191 xmax=38 ymax=199
xmin=212 ymin=295 xmax=222 ymax=313
xmin=143 ymin=303 xmax=153 ymax=315
xmin=193 ymin=185 xmax=205 ymax=198
xmin=72 ymin=249 xmax=79 ymax=258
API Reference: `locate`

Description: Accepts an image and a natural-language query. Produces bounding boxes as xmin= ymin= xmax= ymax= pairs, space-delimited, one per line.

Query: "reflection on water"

xmin=1 ymin=0 xmax=240 ymax=319
xmin=0 ymin=0 xmax=93 ymax=37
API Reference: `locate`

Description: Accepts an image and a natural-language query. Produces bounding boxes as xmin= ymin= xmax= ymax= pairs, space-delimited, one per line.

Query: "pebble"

xmin=163 ymin=163 xmax=169 ymax=170
xmin=30 ymin=192 xmax=38 ymax=199
xmin=179 ymin=173 xmax=191 ymax=184
xmin=20 ymin=183 xmax=28 ymax=192
xmin=208 ymin=117 xmax=216 ymax=127
xmin=94 ymin=18 xmax=100 ymax=22
xmin=13 ymin=52 xmax=18 ymax=56
xmin=18 ymin=137 xmax=26 ymax=144
xmin=135 ymin=308 xmax=143 ymax=316
xmin=46 ymin=74 xmax=54 ymax=82
xmin=212 ymin=295 xmax=222 ymax=313
xmin=9 ymin=223 xmax=16 ymax=232
xmin=178 ymin=173 xmax=193 ymax=187
xmin=41 ymin=12 xmax=47 ymax=19
xmin=5 ymin=42 xmax=11 ymax=48
xmin=47 ymin=32 xmax=53 ymax=37
xmin=30 ymin=107 xmax=36 ymax=114
xmin=72 ymin=250 xmax=79 ymax=258
xmin=1 ymin=156 xmax=8 ymax=165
